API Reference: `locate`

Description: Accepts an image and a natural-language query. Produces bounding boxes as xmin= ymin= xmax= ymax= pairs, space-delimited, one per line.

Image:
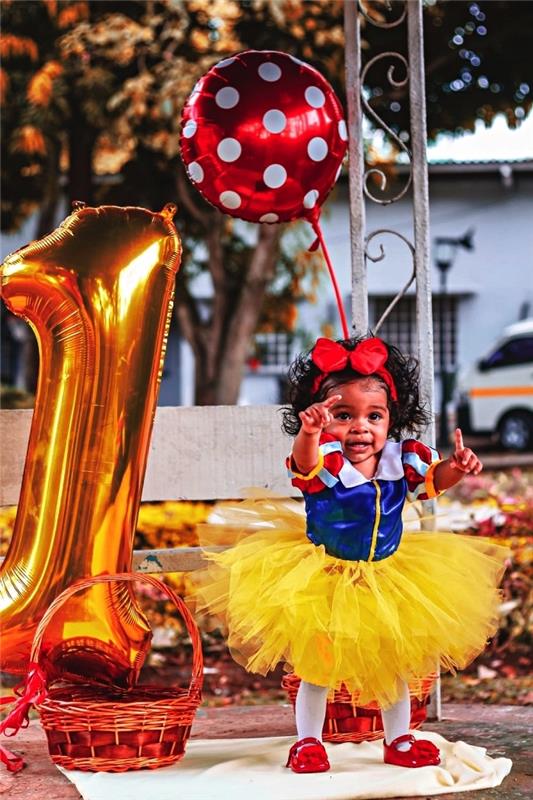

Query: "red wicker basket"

xmin=31 ymin=573 xmax=203 ymax=772
xmin=282 ymin=673 xmax=436 ymax=744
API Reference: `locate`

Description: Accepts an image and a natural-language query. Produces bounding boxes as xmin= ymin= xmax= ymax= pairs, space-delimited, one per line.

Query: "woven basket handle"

xmin=29 ymin=572 xmax=203 ymax=697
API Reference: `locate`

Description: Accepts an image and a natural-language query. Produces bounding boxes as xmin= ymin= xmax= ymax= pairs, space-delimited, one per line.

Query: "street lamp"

xmin=433 ymin=229 xmax=475 ymax=448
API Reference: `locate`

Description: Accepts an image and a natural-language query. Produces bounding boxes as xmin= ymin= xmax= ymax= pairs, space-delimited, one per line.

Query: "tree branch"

xmin=175 ymin=165 xmax=212 ymax=227
xmin=173 ymin=278 xmax=203 ymax=354
xmin=215 ymin=223 xmax=283 ymax=403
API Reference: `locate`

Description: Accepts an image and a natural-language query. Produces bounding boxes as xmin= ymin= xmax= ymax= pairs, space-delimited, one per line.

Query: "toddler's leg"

xmin=381 ymin=681 xmax=411 ymax=751
xmin=295 ymin=680 xmax=328 ymax=740
xmin=382 ymin=680 xmax=440 ymax=768
xmin=286 ymin=681 xmax=330 ymax=773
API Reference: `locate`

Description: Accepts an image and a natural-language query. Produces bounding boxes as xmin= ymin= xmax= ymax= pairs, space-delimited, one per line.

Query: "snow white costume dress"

xmin=194 ymin=435 xmax=509 ymax=709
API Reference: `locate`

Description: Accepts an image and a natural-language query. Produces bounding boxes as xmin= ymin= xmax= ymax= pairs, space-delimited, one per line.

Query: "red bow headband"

xmin=311 ymin=337 xmax=398 ymax=401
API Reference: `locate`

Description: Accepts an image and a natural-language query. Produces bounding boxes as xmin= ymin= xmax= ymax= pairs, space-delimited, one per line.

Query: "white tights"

xmin=295 ymin=679 xmax=412 ymax=751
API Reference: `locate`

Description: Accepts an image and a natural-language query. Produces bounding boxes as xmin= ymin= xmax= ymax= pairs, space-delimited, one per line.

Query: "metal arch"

xmin=344 ymin=0 xmax=434 ymax=433
xmin=344 ymin=0 xmax=439 ymax=719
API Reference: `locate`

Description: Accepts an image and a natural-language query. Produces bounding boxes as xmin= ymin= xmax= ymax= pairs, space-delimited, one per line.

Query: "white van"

xmin=455 ymin=319 xmax=533 ymax=451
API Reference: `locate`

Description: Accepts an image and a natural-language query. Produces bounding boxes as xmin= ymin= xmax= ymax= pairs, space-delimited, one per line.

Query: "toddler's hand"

xmin=449 ymin=428 xmax=483 ymax=475
xmin=299 ymin=395 xmax=342 ymax=435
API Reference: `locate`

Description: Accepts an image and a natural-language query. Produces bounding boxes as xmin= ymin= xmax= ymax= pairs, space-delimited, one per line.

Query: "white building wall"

xmin=298 ymin=171 xmax=533 ymax=374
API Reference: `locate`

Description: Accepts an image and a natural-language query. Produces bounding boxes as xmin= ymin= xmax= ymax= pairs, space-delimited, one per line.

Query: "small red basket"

xmin=282 ymin=673 xmax=436 ymax=744
xmin=31 ymin=573 xmax=203 ymax=772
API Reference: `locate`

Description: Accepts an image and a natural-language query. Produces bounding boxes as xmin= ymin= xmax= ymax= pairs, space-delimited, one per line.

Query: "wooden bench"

xmin=1 ymin=405 xmax=297 ymax=572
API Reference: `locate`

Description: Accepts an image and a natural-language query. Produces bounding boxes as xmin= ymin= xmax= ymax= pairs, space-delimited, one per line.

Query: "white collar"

xmin=338 ymin=440 xmax=404 ymax=488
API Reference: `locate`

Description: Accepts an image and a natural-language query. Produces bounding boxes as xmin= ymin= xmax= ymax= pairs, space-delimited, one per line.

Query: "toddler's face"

xmin=324 ymin=378 xmax=390 ymax=478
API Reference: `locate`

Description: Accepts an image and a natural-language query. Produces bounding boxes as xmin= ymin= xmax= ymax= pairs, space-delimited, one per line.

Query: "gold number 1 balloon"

xmin=0 ymin=203 xmax=181 ymax=685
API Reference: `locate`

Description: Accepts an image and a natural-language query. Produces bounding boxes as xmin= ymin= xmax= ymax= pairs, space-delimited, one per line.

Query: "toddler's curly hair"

xmin=281 ymin=334 xmax=432 ymax=441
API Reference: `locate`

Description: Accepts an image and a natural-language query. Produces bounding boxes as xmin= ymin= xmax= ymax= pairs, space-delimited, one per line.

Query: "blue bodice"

xmin=303 ymin=477 xmax=407 ymax=562
xmin=288 ymin=438 xmax=441 ymax=563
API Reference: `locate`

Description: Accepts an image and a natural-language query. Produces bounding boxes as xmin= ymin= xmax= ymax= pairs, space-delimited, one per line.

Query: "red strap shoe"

xmin=286 ymin=737 xmax=330 ymax=773
xmin=383 ymin=734 xmax=441 ymax=768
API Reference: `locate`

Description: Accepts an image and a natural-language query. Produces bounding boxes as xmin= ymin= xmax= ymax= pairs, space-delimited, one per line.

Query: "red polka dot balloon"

xmin=180 ymin=50 xmax=348 ymax=224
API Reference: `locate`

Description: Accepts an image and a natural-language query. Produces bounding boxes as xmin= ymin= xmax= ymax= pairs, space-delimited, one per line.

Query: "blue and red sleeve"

xmin=286 ymin=433 xmax=344 ymax=494
xmin=401 ymin=439 xmax=443 ymax=501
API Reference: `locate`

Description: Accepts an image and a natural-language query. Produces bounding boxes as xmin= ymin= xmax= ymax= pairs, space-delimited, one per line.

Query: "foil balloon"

xmin=0 ymin=203 xmax=181 ymax=686
xmin=180 ymin=49 xmax=350 ymax=338
xmin=180 ymin=50 xmax=347 ymax=225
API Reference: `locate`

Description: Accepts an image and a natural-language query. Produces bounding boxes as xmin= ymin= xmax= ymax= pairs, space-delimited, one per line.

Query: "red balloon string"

xmin=309 ymin=216 xmax=350 ymax=340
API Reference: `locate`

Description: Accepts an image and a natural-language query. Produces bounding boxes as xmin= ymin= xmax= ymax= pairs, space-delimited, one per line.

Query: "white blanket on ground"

xmin=59 ymin=731 xmax=512 ymax=800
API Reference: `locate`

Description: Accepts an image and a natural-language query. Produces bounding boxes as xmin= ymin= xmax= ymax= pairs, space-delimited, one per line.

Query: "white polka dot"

xmin=338 ymin=120 xmax=348 ymax=141
xmin=307 ymin=137 xmax=328 ymax=162
xmin=219 ymin=191 xmax=241 ymax=209
xmin=259 ymin=213 xmax=279 ymax=223
xmin=216 ymin=57 xmax=236 ymax=69
xmin=187 ymin=162 xmax=204 ymax=183
xmin=258 ymin=62 xmax=282 ymax=82
xmin=262 ymin=109 xmax=286 ymax=134
xmin=305 ymin=86 xmax=325 ymax=108
xmin=303 ymin=190 xmax=319 ymax=209
xmin=263 ymin=164 xmax=287 ymax=189
xmin=217 ymin=138 xmax=241 ymax=162
xmin=182 ymin=120 xmax=197 ymax=138
xmin=215 ymin=87 xmax=239 ymax=109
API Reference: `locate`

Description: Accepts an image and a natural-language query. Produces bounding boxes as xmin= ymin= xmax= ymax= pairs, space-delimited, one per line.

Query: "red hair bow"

xmin=311 ymin=337 xmax=398 ymax=400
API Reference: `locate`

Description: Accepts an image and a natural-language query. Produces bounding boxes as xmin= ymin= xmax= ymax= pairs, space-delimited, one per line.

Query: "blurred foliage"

xmin=2 ymin=0 xmax=531 ymax=230
xmin=133 ymin=500 xmax=211 ymax=605
xmin=441 ymin=674 xmax=531 ymax=706
xmin=0 ymin=506 xmax=17 ymax=555
xmin=0 ymin=0 xmax=330 ymax=403
xmin=237 ymin=0 xmax=533 ymax=137
xmin=0 ymin=384 xmax=35 ymax=409
xmin=1 ymin=468 xmax=530 ymax=703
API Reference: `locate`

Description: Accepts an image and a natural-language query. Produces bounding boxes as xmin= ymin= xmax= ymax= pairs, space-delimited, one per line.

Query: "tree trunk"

xmin=36 ymin=141 xmax=61 ymax=238
xmin=215 ymin=224 xmax=282 ymax=404
xmin=68 ymin=106 xmax=96 ymax=208
xmin=173 ymin=160 xmax=283 ymax=406
xmin=174 ymin=222 xmax=282 ymax=406
xmin=194 ymin=373 xmax=217 ymax=405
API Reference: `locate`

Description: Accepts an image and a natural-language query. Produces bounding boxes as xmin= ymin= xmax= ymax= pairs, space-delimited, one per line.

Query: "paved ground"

xmin=1 ymin=703 xmax=531 ymax=799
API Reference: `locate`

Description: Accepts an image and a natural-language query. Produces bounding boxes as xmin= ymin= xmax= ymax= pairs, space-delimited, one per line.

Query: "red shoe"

xmin=384 ymin=734 xmax=441 ymax=768
xmin=286 ymin=737 xmax=330 ymax=773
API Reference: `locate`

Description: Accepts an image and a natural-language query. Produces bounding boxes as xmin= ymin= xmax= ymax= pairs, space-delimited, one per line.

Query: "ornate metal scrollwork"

xmin=358 ymin=0 xmax=406 ymax=29
xmin=358 ymin=0 xmax=416 ymax=328
xmin=365 ymin=229 xmax=415 ymax=333
xmin=361 ymin=52 xmax=411 ymax=205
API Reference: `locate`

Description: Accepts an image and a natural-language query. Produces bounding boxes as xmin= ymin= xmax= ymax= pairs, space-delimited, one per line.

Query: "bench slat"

xmin=0 ymin=405 xmax=296 ymax=506
xmin=132 ymin=546 xmax=213 ymax=573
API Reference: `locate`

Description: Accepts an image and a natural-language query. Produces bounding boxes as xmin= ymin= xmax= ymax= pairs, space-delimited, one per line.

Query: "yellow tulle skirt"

xmin=192 ymin=498 xmax=510 ymax=708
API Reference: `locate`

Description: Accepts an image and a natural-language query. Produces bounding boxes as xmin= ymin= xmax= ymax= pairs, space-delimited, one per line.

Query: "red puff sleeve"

xmin=401 ymin=439 xmax=443 ymax=501
xmin=286 ymin=433 xmax=345 ymax=494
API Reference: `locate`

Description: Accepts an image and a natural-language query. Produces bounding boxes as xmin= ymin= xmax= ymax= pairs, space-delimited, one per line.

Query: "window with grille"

xmin=371 ymin=295 xmax=458 ymax=371
xmin=252 ymin=332 xmax=294 ymax=371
